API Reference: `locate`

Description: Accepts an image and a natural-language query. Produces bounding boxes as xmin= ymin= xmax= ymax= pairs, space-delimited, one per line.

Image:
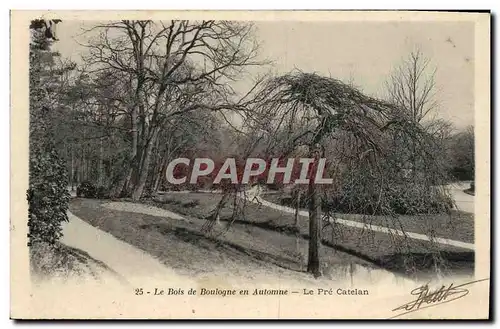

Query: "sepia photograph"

xmin=10 ymin=10 xmax=491 ymax=319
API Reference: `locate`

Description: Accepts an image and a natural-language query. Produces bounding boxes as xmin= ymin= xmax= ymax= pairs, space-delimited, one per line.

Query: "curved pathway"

xmin=60 ymin=211 xmax=194 ymax=287
xmin=239 ymin=186 xmax=475 ymax=251
xmin=445 ymin=182 xmax=475 ymax=214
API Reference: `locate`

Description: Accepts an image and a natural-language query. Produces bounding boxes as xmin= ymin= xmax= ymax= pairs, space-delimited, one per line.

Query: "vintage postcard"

xmin=10 ymin=10 xmax=491 ymax=319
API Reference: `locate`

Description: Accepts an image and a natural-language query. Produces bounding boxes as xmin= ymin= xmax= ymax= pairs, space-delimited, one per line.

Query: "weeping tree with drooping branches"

xmin=236 ymin=71 xmax=453 ymax=277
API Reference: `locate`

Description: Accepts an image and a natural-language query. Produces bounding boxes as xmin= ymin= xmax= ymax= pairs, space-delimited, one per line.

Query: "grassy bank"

xmin=70 ymin=191 xmax=474 ymax=281
xmin=148 ymin=192 xmax=473 ymax=278
xmin=30 ymin=241 xmax=122 ymax=283
xmin=70 ymin=197 xmax=381 ymax=282
xmin=261 ymin=193 xmax=474 ymax=244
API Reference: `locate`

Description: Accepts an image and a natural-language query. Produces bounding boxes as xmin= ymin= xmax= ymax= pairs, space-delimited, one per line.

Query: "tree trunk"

xmin=109 ymin=104 xmax=139 ymax=198
xmin=153 ymin=158 xmax=167 ymax=192
xmin=131 ymin=158 xmax=149 ymax=200
xmin=81 ymin=151 xmax=86 ymax=182
xmin=86 ymin=155 xmax=91 ymax=182
xmin=110 ymin=167 xmax=130 ymax=199
xmin=70 ymin=147 xmax=75 ymax=191
xmin=307 ymin=179 xmax=321 ymax=277
xmin=294 ymin=189 xmax=301 ymax=229
xmin=148 ymin=136 xmax=161 ymax=192
xmin=98 ymin=137 xmax=104 ymax=186
xmin=123 ymin=167 xmax=135 ymax=195
xmin=128 ymin=107 xmax=139 ymax=189
xmin=293 ymin=187 xmax=303 ymax=261
xmin=76 ymin=157 xmax=81 ymax=186
xmin=132 ymin=129 xmax=159 ymax=200
xmin=307 ymin=147 xmax=322 ymax=278
xmin=152 ymin=166 xmax=161 ymax=192
xmin=213 ymin=192 xmax=230 ymax=226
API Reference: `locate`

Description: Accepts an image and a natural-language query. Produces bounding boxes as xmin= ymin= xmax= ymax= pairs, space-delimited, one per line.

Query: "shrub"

xmin=96 ymin=186 xmax=110 ymax=199
xmin=283 ymin=182 xmax=454 ymax=216
xmin=320 ymin=183 xmax=453 ymax=216
xmin=385 ymin=185 xmax=453 ymax=215
xmin=28 ymin=21 xmax=70 ymax=247
xmin=76 ymin=181 xmax=97 ymax=198
xmin=27 ymin=149 xmax=70 ymax=246
xmin=449 ymin=166 xmax=474 ymax=181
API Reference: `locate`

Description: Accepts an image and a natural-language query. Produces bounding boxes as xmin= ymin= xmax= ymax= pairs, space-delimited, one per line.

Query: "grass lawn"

xmin=261 ymin=193 xmax=474 ymax=244
xmin=30 ymin=241 xmax=122 ymax=283
xmin=143 ymin=192 xmax=473 ymax=278
xmin=70 ymin=198 xmax=377 ymax=282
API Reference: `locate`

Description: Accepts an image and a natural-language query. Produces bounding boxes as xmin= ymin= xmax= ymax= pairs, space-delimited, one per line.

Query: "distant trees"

xmin=386 ymin=48 xmax=474 ymax=182
xmin=385 ymin=48 xmax=454 ymax=185
xmin=448 ymin=125 xmax=475 ymax=181
xmin=386 ymin=48 xmax=437 ymax=124
xmin=27 ymin=19 xmax=71 ymax=246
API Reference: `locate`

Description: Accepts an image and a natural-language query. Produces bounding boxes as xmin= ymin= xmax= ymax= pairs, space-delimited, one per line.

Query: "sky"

xmin=52 ymin=19 xmax=475 ymax=129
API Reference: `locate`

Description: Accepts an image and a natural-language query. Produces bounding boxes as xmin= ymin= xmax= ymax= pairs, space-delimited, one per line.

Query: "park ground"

xmin=32 ymin=183 xmax=476 ymax=287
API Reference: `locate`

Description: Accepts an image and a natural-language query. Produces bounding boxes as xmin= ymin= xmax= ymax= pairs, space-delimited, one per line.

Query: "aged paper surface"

xmin=11 ymin=10 xmax=490 ymax=319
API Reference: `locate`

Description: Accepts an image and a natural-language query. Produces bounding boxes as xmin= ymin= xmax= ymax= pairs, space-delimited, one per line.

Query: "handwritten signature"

xmin=391 ymin=278 xmax=489 ymax=319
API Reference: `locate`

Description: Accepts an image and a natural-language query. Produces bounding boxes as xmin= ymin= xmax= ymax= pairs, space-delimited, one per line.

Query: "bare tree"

xmin=385 ymin=48 xmax=449 ymax=183
xmin=80 ymin=20 xmax=266 ymax=200
xmin=386 ymin=48 xmax=438 ymax=123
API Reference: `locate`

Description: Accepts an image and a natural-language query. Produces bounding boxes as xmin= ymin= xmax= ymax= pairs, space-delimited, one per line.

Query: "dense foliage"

xmin=27 ymin=21 xmax=70 ymax=246
xmin=448 ymin=126 xmax=475 ymax=181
